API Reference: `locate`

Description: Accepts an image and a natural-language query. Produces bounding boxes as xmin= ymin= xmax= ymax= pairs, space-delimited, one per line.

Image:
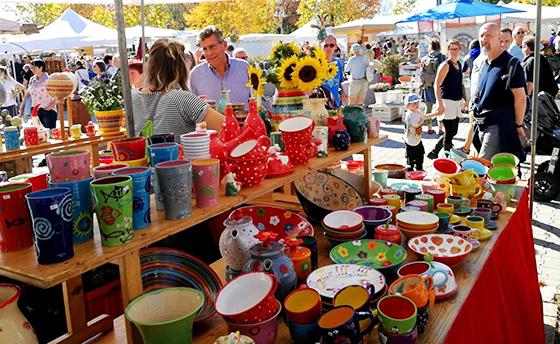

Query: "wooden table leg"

xmin=363 ymin=146 xmax=372 ymax=198
xmin=119 ymin=250 xmax=144 ymax=344
xmin=90 ymin=142 xmax=100 ymax=167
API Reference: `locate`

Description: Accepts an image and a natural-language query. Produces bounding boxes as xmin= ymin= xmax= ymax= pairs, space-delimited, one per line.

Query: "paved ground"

xmin=370 ymin=115 xmax=559 ymax=343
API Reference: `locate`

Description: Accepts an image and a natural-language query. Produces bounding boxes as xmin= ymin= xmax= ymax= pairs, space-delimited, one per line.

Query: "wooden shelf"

xmin=0 ymin=137 xmax=386 ymax=289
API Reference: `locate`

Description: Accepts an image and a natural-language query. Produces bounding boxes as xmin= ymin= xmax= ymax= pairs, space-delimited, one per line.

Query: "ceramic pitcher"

xmin=0 ymin=284 xmax=38 ymax=343
xmin=302 ymin=98 xmax=329 ymax=126
xmin=219 ymin=216 xmax=260 ymax=272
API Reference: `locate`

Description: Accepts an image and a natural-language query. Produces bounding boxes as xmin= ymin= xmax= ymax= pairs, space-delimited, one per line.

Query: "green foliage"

xmin=80 ymin=73 xmax=123 ymax=112
xmin=296 ymin=0 xmax=381 ymax=27
xmin=380 ymin=53 xmax=406 ymax=87
xmin=393 ymin=0 xmax=417 ymax=15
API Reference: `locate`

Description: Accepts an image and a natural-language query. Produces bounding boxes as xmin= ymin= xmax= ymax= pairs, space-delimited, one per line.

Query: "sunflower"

xmin=292 ymin=56 xmax=326 ymax=92
xmin=277 ymin=55 xmax=300 ymax=89
xmin=269 ymin=42 xmax=302 ymax=63
xmin=325 ymin=62 xmax=338 ymax=80
xmin=310 ymin=45 xmax=327 ymax=66
xmin=246 ymin=65 xmax=265 ymax=97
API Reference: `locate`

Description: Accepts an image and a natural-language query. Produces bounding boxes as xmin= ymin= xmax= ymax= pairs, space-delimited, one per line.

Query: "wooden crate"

xmin=369 ymin=105 xmax=401 ymax=122
xmin=0 ymin=156 xmax=33 ymax=177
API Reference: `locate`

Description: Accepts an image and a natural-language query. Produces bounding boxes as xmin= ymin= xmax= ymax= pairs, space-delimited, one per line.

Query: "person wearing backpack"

xmin=420 ymin=38 xmax=446 ymax=135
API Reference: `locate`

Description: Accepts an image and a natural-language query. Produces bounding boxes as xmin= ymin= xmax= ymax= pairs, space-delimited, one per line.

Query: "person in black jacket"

xmin=521 ymin=36 xmax=559 ymax=97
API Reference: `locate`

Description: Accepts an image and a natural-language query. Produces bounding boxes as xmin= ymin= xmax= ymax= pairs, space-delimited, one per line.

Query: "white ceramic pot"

xmin=219 ymin=216 xmax=260 ymax=271
xmin=302 ymin=98 xmax=329 ymax=126
xmin=0 ymin=284 xmax=38 ymax=343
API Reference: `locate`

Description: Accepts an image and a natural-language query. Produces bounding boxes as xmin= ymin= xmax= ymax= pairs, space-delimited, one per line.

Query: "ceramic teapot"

xmin=219 ymin=215 xmax=260 ymax=272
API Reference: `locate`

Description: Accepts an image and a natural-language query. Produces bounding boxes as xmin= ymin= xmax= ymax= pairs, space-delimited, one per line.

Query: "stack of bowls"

xmin=322 ymin=210 xmax=366 ymax=246
xmin=215 ymin=273 xmax=282 ymax=343
xmin=487 ymin=159 xmax=518 ymax=201
xmin=181 ymin=132 xmax=210 ymax=160
xmin=227 ymin=137 xmax=270 ymax=187
xmin=395 ymin=211 xmax=439 ymax=239
xmin=352 ymin=206 xmax=393 ymax=237
xmin=110 ymin=137 xmax=148 ymax=167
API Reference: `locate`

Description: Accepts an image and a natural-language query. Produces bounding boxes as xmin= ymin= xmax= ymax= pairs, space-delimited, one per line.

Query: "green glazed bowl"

xmin=487 ymin=164 xmax=516 ymax=182
xmin=329 ymin=239 xmax=407 ymax=274
xmin=491 ymin=153 xmax=519 ymax=167
xmin=377 ymin=295 xmax=417 ymax=334
xmin=489 ymin=180 xmax=518 ymax=201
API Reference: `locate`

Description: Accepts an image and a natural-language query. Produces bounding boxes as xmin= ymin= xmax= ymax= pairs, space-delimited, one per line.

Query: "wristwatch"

xmin=514 ymin=123 xmax=524 ymax=128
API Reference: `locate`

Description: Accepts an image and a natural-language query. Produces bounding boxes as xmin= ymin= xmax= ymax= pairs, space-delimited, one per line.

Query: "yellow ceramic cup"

xmin=333 ymin=285 xmax=371 ymax=312
xmin=436 ymin=203 xmax=455 ymax=215
xmin=70 ymin=124 xmax=82 ymax=139
xmin=465 ymin=216 xmax=485 ymax=230
xmin=383 ymin=194 xmax=401 ymax=210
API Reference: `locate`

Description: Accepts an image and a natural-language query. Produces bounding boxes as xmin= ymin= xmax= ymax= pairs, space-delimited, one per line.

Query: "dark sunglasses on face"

xmin=517 ymin=31 xmax=526 ymax=35
xmin=323 ymin=44 xmax=336 ymax=48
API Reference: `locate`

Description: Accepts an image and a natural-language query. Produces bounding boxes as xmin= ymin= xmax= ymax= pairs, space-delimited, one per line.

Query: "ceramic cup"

xmin=388 ymin=274 xmax=435 ymax=308
xmin=472 ymin=207 xmax=493 ymax=225
xmin=93 ymin=164 xmax=129 ymax=179
xmin=49 ymin=177 xmax=94 ymax=243
xmin=377 ymin=295 xmax=417 ymax=335
xmin=0 ymin=183 xmax=34 ymax=252
xmin=287 ymin=319 xmax=320 ymax=344
xmin=436 ymin=203 xmax=454 ymax=215
xmin=155 ymin=160 xmax=192 ymax=220
xmin=25 ymin=188 xmax=74 ymax=264
xmin=434 ymin=212 xmax=451 ymax=233
xmin=8 ymin=173 xmax=48 ymax=192
xmin=383 ymin=194 xmax=401 ymax=210
xmin=90 ymin=176 xmax=134 ymax=247
xmin=70 ymin=124 xmax=82 ymax=139
xmin=225 ymin=300 xmax=282 ymax=344
xmin=112 ymin=167 xmax=151 ymax=230
xmin=378 ymin=325 xmax=418 ymax=344
xmin=333 ymin=285 xmax=371 ymax=313
xmin=298 ymin=236 xmax=318 ymax=270
xmin=148 ymin=142 xmax=182 ymax=166
xmin=318 ymin=305 xmax=375 ymax=344
xmin=403 ymin=188 xmax=422 ymax=204
xmin=284 ymin=287 xmax=322 ymax=325
xmin=476 ymin=199 xmax=502 ymax=217
xmin=110 ymin=136 xmax=146 ymax=161
xmin=24 ymin=127 xmax=39 ymax=146
xmin=148 ymin=133 xmax=175 ymax=145
xmin=447 ymin=195 xmax=470 ymax=209
xmin=192 ymin=159 xmax=220 ymax=208
xmin=452 ymin=225 xmax=481 ymax=241
xmin=397 ymin=261 xmax=448 ymax=290
xmin=465 ymin=215 xmax=485 ymax=230
xmin=4 ymin=127 xmax=20 ymax=151
xmin=47 ymin=150 xmax=91 ymax=183
xmin=427 ymin=189 xmax=446 ymax=207
xmin=415 ymin=194 xmax=434 ymax=212
xmin=373 ymin=169 xmax=389 ymax=187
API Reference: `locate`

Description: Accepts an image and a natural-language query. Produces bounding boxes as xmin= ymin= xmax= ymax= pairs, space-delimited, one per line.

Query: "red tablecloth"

xmin=444 ymin=189 xmax=544 ymax=343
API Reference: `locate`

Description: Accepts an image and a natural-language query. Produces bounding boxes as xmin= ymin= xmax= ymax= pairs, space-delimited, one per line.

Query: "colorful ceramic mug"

xmin=333 ymin=285 xmax=371 ymax=312
xmin=284 ymin=287 xmax=322 ymax=325
xmin=436 ymin=203 xmax=454 ymax=215
xmin=434 ymin=212 xmax=451 ymax=233
xmin=111 ymin=137 xmax=146 ymax=161
xmin=389 ymin=274 xmax=435 ymax=308
xmin=287 ymin=246 xmax=312 ymax=281
xmin=427 ymin=189 xmax=446 ymax=207
xmin=383 ymin=194 xmax=401 ymax=210
xmin=112 ymin=167 xmax=151 ymax=230
xmin=192 ymin=159 xmax=220 ymax=209
xmin=0 ymin=183 xmax=34 ymax=252
xmin=415 ymin=194 xmax=434 ymax=212
xmin=476 ymin=199 xmax=502 ymax=216
xmin=447 ymin=195 xmax=470 ymax=209
xmin=47 ymin=150 xmax=91 ymax=182
xmin=452 ymin=225 xmax=481 ymax=241
xmin=318 ymin=306 xmax=375 ymax=344
xmin=93 ymin=164 xmax=129 ymax=179
xmin=465 ymin=215 xmax=485 ymax=230
xmin=148 ymin=142 xmax=183 ymax=166
xmin=397 ymin=261 xmax=448 ymax=290
xmin=287 ymin=319 xmax=320 ymax=344
xmin=377 ymin=295 xmax=417 ymax=335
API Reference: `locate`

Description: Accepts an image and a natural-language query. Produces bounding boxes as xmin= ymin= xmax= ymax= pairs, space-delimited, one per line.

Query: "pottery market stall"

xmin=0 ymin=137 xmax=386 ymax=344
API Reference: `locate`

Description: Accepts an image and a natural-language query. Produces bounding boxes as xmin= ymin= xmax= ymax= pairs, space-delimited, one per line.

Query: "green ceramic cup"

xmin=90 ymin=176 xmax=134 ymax=247
xmin=377 ymin=295 xmax=417 ymax=335
xmin=125 ymin=287 xmax=204 ymax=344
xmin=415 ymin=194 xmax=434 ymax=213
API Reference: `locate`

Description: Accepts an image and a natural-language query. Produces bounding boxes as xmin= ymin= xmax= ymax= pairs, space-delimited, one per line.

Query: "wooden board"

xmin=0 ymin=137 xmax=386 ymax=289
xmin=93 ymin=189 xmax=523 ymax=344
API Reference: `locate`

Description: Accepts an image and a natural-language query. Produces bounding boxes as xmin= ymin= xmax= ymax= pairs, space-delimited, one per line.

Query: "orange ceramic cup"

xmin=436 ymin=203 xmax=455 ymax=215
xmin=284 ymin=287 xmax=322 ymax=325
xmin=383 ymin=194 xmax=401 ymax=210
xmin=389 ymin=274 xmax=435 ymax=308
xmin=333 ymin=285 xmax=371 ymax=312
xmin=288 ymin=246 xmax=312 ymax=281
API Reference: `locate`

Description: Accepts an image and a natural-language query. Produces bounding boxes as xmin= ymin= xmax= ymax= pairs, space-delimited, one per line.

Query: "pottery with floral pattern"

xmin=0 ymin=284 xmax=38 ymax=343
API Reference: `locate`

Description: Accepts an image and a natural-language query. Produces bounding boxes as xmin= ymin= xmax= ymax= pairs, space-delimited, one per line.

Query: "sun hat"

xmin=404 ymin=93 xmax=421 ymax=105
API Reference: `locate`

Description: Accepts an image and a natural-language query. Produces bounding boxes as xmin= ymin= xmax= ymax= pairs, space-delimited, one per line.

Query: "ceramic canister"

xmin=47 ymin=150 xmax=91 ymax=183
xmin=49 ymin=177 xmax=94 ymax=243
xmin=4 ymin=127 xmax=20 ymax=151
xmin=112 ymin=167 xmax=151 ymax=230
xmin=0 ymin=183 xmax=34 ymax=252
xmin=155 ymin=160 xmax=192 ymax=221
xmin=192 ymin=159 xmax=220 ymax=208
xmin=24 ymin=127 xmax=39 ymax=146
xmin=415 ymin=194 xmax=434 ymax=212
xmin=25 ymin=188 xmax=74 ymax=265
xmin=90 ymin=176 xmax=134 ymax=247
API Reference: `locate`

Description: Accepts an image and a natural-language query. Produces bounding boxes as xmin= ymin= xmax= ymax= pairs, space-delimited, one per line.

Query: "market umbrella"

xmin=398 ymin=0 xmax=524 ymax=22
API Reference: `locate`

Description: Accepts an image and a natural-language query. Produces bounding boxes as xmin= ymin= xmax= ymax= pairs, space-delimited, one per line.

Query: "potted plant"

xmin=380 ymin=53 xmax=406 ymax=88
xmin=80 ymin=73 xmax=123 ymax=134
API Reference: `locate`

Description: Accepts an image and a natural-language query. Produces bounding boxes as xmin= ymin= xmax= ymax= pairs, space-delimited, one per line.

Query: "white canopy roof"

xmin=332 ymin=14 xmax=405 ymax=36
xmin=0 ymin=17 xmax=20 ymax=33
xmin=229 ymin=33 xmax=294 ymax=58
xmin=125 ymin=25 xmax=196 ymax=38
xmin=498 ymin=1 xmax=560 ymax=20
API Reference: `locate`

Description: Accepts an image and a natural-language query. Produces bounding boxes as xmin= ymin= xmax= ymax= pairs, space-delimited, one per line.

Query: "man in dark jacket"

xmin=521 ymin=36 xmax=559 ymax=97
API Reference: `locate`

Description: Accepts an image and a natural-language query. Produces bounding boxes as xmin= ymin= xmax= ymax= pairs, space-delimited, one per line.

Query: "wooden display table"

xmin=0 ymin=137 xmax=386 ymax=344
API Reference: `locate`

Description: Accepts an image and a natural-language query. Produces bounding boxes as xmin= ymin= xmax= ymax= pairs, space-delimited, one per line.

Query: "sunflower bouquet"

xmin=248 ymin=42 xmax=338 ymax=93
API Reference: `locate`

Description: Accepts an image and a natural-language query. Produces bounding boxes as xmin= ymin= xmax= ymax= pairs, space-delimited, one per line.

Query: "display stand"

xmin=0 ymin=137 xmax=386 ymax=344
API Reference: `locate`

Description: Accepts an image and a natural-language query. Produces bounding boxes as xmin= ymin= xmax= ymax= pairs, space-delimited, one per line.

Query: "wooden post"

xmin=57 ymin=100 xmax=67 ymax=140
xmin=119 ymin=250 xmax=143 ymax=344
xmin=363 ymin=145 xmax=372 ymax=199
xmin=66 ymin=97 xmax=73 ymax=127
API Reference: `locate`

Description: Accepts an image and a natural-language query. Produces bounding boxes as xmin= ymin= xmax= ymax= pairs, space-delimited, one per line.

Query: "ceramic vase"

xmin=25 ymin=188 xmax=74 ymax=264
xmin=244 ymin=98 xmax=267 ymax=137
xmin=219 ymin=216 xmax=260 ymax=272
xmin=47 ymin=150 xmax=91 ymax=183
xmin=49 ymin=177 xmax=94 ymax=243
xmin=155 ymin=160 xmax=192 ymax=221
xmin=112 ymin=167 xmax=151 ymax=230
xmin=302 ymin=98 xmax=329 ymax=126
xmin=0 ymin=284 xmax=38 ymax=343
xmin=343 ymin=105 xmax=368 ymax=143
xmin=244 ymin=241 xmax=297 ymax=302
xmin=0 ymin=183 xmax=34 ymax=252
xmin=192 ymin=159 xmax=220 ymax=208
xmin=333 ymin=130 xmax=351 ymax=151
xmin=271 ymin=88 xmax=306 ymax=131
xmin=90 ymin=176 xmax=134 ymax=247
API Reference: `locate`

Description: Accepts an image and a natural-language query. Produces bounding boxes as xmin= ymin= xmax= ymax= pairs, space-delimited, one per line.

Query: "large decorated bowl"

xmin=294 ymin=171 xmax=364 ymax=223
xmin=329 ymin=240 xmax=407 ymax=277
xmin=407 ymin=234 xmax=473 ymax=266
xmin=228 ymin=205 xmax=314 ymax=240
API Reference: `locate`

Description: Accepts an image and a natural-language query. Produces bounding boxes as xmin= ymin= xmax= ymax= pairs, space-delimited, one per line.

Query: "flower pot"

xmin=94 ymin=109 xmax=123 ymax=134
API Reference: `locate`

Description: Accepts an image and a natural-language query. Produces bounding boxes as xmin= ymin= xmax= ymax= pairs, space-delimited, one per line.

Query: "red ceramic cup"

xmin=229 ymin=136 xmax=271 ymax=160
xmin=284 ymin=287 xmax=322 ymax=324
xmin=0 ymin=183 xmax=34 ymax=252
xmin=279 ymin=116 xmax=314 ymax=143
xmin=427 ymin=189 xmax=446 ymax=207
xmin=24 ymin=127 xmax=39 ymax=146
xmin=110 ymin=137 xmax=146 ymax=161
xmin=46 ymin=150 xmax=91 ymax=183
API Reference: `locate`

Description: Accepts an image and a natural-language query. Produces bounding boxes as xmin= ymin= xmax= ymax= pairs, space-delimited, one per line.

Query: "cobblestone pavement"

xmin=369 ymin=116 xmax=559 ymax=343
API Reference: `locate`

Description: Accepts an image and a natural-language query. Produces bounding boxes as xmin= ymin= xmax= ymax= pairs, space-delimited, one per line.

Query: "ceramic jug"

xmin=0 ymin=284 xmax=39 ymax=343
xmin=210 ymin=127 xmax=257 ymax=180
xmin=243 ymin=98 xmax=267 ymax=138
xmin=302 ymin=98 xmax=329 ymax=126
xmin=219 ymin=216 xmax=260 ymax=271
xmin=243 ymin=241 xmax=297 ymax=302
xmin=342 ymin=105 xmax=368 ymax=143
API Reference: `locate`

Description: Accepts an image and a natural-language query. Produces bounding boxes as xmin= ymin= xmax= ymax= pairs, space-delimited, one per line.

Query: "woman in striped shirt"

xmin=131 ymin=39 xmax=224 ymax=141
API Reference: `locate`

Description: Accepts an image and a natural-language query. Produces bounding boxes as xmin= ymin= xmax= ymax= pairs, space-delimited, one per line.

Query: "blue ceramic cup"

xmin=25 ymin=188 xmax=74 ymax=264
xmin=4 ymin=128 xmax=20 ymax=151
xmin=287 ymin=319 xmax=320 ymax=344
xmin=434 ymin=212 xmax=451 ymax=233
xmin=49 ymin=177 xmax=94 ymax=243
xmin=148 ymin=142 xmax=181 ymax=167
xmin=113 ymin=167 xmax=151 ymax=229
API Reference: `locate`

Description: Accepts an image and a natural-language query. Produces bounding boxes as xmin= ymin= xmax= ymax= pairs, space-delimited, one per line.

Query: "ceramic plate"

xmin=396 ymin=211 xmax=439 ymax=227
xmin=454 ymin=206 xmax=472 ymax=216
xmin=306 ymin=264 xmax=386 ymax=300
xmin=229 ymin=205 xmax=314 ymax=239
xmin=140 ymin=247 xmax=222 ymax=322
xmin=449 ymin=214 xmax=461 ymax=224
xmin=408 ymin=234 xmax=473 ymax=266
xmin=329 ymin=240 xmax=407 ymax=272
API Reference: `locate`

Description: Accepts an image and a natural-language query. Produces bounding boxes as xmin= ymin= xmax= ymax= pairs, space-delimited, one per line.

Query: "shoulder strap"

xmin=146 ymin=92 xmax=164 ymax=121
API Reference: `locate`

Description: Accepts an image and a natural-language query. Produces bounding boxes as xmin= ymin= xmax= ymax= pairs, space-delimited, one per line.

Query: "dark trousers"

xmin=406 ymin=142 xmax=425 ymax=171
xmin=430 ymin=118 xmax=459 ymax=156
xmin=38 ymin=108 xmax=57 ymax=129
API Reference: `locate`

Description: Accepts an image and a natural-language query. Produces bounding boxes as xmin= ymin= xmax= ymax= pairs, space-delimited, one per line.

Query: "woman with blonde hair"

xmin=131 ymin=38 xmax=224 ymax=141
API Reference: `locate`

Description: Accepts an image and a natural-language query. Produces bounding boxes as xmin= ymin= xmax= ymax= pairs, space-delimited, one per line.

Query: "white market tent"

xmin=230 ymin=33 xmax=295 ymax=58
xmin=290 ymin=20 xmax=347 ymax=53
xmin=332 ymin=14 xmax=405 ymax=36
xmin=125 ymin=25 xmax=196 ymax=38
xmin=0 ymin=17 xmax=21 ymax=33
xmin=498 ymin=1 xmax=560 ymax=20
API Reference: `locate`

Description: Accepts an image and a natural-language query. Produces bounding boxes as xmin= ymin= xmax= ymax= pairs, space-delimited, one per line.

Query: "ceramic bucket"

xmin=0 ymin=183 xmax=34 ymax=252
xmin=155 ymin=160 xmax=192 ymax=220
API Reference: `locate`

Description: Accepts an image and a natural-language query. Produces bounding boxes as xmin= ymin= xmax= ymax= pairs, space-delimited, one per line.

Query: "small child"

xmin=403 ymin=93 xmax=438 ymax=171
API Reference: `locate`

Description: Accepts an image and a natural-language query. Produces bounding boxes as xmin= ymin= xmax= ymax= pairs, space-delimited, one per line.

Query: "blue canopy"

xmin=399 ymin=0 xmax=525 ymax=23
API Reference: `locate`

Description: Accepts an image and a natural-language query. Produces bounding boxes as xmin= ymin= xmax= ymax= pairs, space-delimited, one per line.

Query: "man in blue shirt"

xmin=189 ymin=26 xmax=250 ymax=106
xmin=508 ymin=26 xmax=526 ymax=61
xmin=472 ymin=23 xmax=527 ymax=161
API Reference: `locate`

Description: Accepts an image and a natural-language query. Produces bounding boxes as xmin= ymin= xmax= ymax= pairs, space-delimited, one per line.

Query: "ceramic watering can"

xmin=219 ymin=215 xmax=260 ymax=272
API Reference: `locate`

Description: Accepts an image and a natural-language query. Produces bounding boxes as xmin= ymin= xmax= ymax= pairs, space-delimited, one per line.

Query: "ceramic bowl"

xmin=396 ymin=211 xmax=439 ymax=229
xmin=215 ymin=272 xmax=279 ymax=324
xmin=325 ymin=231 xmax=367 ymax=247
xmin=294 ymin=171 xmax=365 ymax=223
xmin=433 ymin=158 xmax=460 ymax=176
xmin=460 ymin=159 xmax=488 ymax=177
xmin=489 ymin=180 xmax=518 ymax=201
xmin=229 ymin=205 xmax=314 ymax=240
xmin=491 ymin=152 xmax=519 ymax=167
xmin=225 ymin=300 xmax=282 ymax=343
xmin=323 ymin=223 xmax=366 ymax=239
xmin=352 ymin=206 xmax=393 ymax=235
xmin=375 ymin=164 xmax=407 ymax=179
xmin=406 ymin=170 xmax=428 ymax=181
xmin=329 ymin=239 xmax=407 ymax=275
xmin=408 ymin=234 xmax=473 ymax=266
xmin=123 ymin=157 xmax=149 ymax=167
xmin=488 ymin=164 xmax=517 ymax=183
xmin=322 ymin=210 xmax=364 ymax=232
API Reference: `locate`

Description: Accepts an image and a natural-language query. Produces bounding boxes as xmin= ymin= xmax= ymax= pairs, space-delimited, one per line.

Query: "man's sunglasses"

xmin=516 ymin=31 xmax=526 ymax=35
xmin=323 ymin=44 xmax=336 ymax=48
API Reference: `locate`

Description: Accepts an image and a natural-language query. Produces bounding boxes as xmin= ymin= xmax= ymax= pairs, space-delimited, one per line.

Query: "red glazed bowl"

xmin=406 ymin=170 xmax=428 ymax=181
xmin=433 ymin=158 xmax=460 ymax=176
xmin=215 ymin=272 xmax=279 ymax=324
xmin=110 ymin=137 xmax=146 ymax=161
